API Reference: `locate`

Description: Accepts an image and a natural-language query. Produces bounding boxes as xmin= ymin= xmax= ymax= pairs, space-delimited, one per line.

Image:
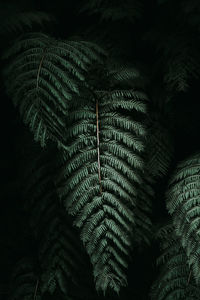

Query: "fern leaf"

xmin=151 ymin=223 xmax=200 ymax=300
xmin=133 ymin=175 xmax=154 ymax=246
xmin=166 ymin=153 xmax=200 ymax=285
xmin=0 ymin=3 xmax=55 ymax=38
xmin=80 ymin=0 xmax=144 ymax=23
xmin=22 ymin=145 xmax=94 ymax=299
xmin=3 ymin=32 xmax=106 ymax=148
xmin=56 ymin=75 xmax=148 ymax=294
xmin=9 ymin=258 xmax=41 ymax=300
xmin=145 ymin=115 xmax=174 ymax=178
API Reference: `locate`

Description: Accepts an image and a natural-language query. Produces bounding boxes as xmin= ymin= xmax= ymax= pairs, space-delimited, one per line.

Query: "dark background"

xmin=1 ymin=0 xmax=200 ymax=298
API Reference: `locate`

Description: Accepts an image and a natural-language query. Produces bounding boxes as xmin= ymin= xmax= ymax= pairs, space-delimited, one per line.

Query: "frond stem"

xmin=36 ymin=49 xmax=47 ymax=88
xmin=33 ymin=279 xmax=39 ymax=300
xmin=187 ymin=270 xmax=192 ymax=286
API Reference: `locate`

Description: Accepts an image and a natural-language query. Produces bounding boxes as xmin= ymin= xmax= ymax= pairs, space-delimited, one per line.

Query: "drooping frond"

xmin=151 ymin=223 xmax=200 ymax=300
xmin=0 ymin=4 xmax=55 ymax=38
xmin=145 ymin=114 xmax=174 ymax=178
xmin=80 ymin=0 xmax=144 ymax=23
xmin=133 ymin=175 xmax=154 ymax=246
xmin=163 ymin=34 xmax=200 ymax=92
xmin=9 ymin=258 xmax=41 ymax=300
xmin=22 ymin=145 xmax=95 ymax=299
xmin=56 ymin=68 xmax=148 ymax=294
xmin=3 ymin=32 xmax=106 ymax=148
xmin=166 ymin=153 xmax=200 ymax=285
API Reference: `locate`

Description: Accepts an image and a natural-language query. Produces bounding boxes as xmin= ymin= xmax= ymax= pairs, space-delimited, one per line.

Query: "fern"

xmin=151 ymin=223 xmax=200 ymax=299
xmin=9 ymin=258 xmax=41 ymax=300
xmin=0 ymin=7 xmax=55 ymax=38
xmin=56 ymin=66 xmax=148 ymax=294
xmin=133 ymin=175 xmax=154 ymax=246
xmin=163 ymin=35 xmax=200 ymax=92
xmin=80 ymin=0 xmax=144 ymax=23
xmin=3 ymin=32 xmax=106 ymax=148
xmin=21 ymin=145 xmax=95 ymax=299
xmin=145 ymin=112 xmax=174 ymax=178
xmin=166 ymin=153 xmax=200 ymax=285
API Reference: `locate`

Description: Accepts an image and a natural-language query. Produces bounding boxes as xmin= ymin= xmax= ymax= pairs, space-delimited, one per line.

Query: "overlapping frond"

xmin=9 ymin=258 xmax=41 ymax=300
xmin=22 ymin=146 xmax=95 ymax=299
xmin=3 ymin=32 xmax=106 ymax=148
xmin=0 ymin=7 xmax=55 ymax=37
xmin=56 ymin=71 xmax=148 ymax=294
xmin=133 ymin=175 xmax=154 ymax=246
xmin=80 ymin=0 xmax=144 ymax=23
xmin=151 ymin=223 xmax=200 ymax=300
xmin=163 ymin=36 xmax=200 ymax=92
xmin=166 ymin=153 xmax=200 ymax=285
xmin=145 ymin=116 xmax=174 ymax=178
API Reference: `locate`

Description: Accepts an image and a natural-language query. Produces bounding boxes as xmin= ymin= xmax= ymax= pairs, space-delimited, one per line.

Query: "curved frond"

xmin=80 ymin=0 xmax=144 ymax=23
xmin=22 ymin=145 xmax=95 ymax=299
xmin=166 ymin=153 xmax=200 ymax=285
xmin=3 ymin=32 xmax=106 ymax=148
xmin=56 ymin=72 xmax=148 ymax=294
xmin=145 ymin=116 xmax=174 ymax=178
xmin=151 ymin=223 xmax=200 ymax=300
xmin=9 ymin=258 xmax=41 ymax=300
xmin=0 ymin=11 xmax=55 ymax=38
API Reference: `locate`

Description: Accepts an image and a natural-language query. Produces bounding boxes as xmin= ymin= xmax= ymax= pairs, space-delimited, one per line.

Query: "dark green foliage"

xmin=151 ymin=223 xmax=200 ymax=299
xmin=144 ymin=1 xmax=200 ymax=94
xmin=133 ymin=174 xmax=154 ymax=246
xmin=3 ymin=0 xmax=200 ymax=299
xmin=145 ymin=114 xmax=174 ymax=178
xmin=80 ymin=0 xmax=144 ymax=23
xmin=0 ymin=3 xmax=55 ymax=40
xmin=166 ymin=153 xmax=200 ymax=285
xmin=21 ymin=145 xmax=96 ymax=299
xmin=56 ymin=65 xmax=149 ymax=294
xmin=9 ymin=258 xmax=41 ymax=300
xmin=3 ymin=32 xmax=106 ymax=148
xmin=162 ymin=34 xmax=200 ymax=92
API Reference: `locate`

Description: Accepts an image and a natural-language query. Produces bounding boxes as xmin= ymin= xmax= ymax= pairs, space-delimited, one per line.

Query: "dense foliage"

xmin=1 ymin=0 xmax=200 ymax=299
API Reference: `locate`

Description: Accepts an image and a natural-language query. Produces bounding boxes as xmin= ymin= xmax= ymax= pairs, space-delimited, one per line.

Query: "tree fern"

xmin=2 ymin=32 xmax=106 ymax=148
xmin=151 ymin=223 xmax=200 ymax=299
xmin=166 ymin=153 xmax=200 ymax=285
xmin=56 ymin=66 xmax=149 ymax=294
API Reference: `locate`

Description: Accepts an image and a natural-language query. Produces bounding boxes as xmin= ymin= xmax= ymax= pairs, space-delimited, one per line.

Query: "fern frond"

xmin=151 ymin=223 xmax=200 ymax=300
xmin=80 ymin=0 xmax=144 ymax=23
xmin=145 ymin=116 xmax=174 ymax=178
xmin=133 ymin=175 xmax=154 ymax=246
xmin=22 ymin=145 xmax=94 ymax=299
xmin=56 ymin=75 xmax=148 ymax=294
xmin=9 ymin=258 xmax=41 ymax=300
xmin=164 ymin=46 xmax=200 ymax=92
xmin=166 ymin=153 xmax=200 ymax=285
xmin=0 ymin=3 xmax=55 ymax=39
xmin=159 ymin=32 xmax=200 ymax=92
xmin=0 ymin=12 xmax=55 ymax=38
xmin=3 ymin=32 xmax=106 ymax=148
